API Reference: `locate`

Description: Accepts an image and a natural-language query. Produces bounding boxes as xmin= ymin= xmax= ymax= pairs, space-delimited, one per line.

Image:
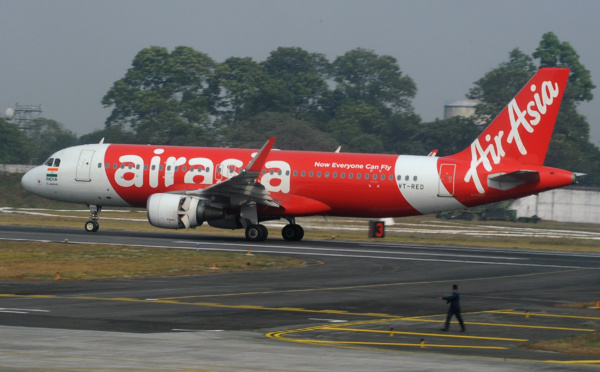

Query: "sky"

xmin=2 ymin=0 xmax=600 ymax=146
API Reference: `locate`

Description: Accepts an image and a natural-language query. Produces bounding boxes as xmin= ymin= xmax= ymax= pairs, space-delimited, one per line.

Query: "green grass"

xmin=0 ymin=241 xmax=306 ymax=281
xmin=522 ymin=332 xmax=600 ymax=356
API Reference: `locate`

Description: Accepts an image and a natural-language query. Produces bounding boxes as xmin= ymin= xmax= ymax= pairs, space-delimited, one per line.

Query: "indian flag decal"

xmin=46 ymin=167 xmax=58 ymax=179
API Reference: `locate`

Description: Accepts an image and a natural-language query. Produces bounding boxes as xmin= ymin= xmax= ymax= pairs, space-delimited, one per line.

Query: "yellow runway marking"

xmin=295 ymin=340 xmax=509 ymax=350
xmin=487 ymin=310 xmax=600 ymax=320
xmin=398 ymin=318 xmax=595 ymax=332
xmin=324 ymin=327 xmax=528 ymax=342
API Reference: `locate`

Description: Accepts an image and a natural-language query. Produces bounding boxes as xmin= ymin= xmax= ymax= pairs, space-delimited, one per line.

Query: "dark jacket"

xmin=442 ymin=291 xmax=461 ymax=311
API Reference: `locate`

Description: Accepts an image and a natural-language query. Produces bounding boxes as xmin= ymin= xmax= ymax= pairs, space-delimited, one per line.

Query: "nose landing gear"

xmin=84 ymin=205 xmax=101 ymax=232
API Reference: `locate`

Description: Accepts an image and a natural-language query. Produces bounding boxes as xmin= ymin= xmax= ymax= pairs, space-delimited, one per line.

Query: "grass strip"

xmin=0 ymin=241 xmax=306 ymax=281
xmin=522 ymin=332 xmax=600 ymax=356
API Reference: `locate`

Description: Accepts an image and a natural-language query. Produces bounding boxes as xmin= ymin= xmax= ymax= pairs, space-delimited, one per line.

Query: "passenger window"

xmin=365 ymin=174 xmax=370 ymax=180
xmin=309 ymin=171 xmax=314 ymax=177
xmin=389 ymin=175 xmax=394 ymax=181
xmin=317 ymin=171 xmax=322 ymax=177
xmin=53 ymin=159 xmax=61 ymax=167
xmin=136 ymin=164 xmax=140 ymax=170
xmin=151 ymin=165 xmax=156 ymax=171
xmin=97 ymin=163 xmax=102 ymax=168
xmin=105 ymin=163 xmax=110 ymax=168
xmin=372 ymin=174 xmax=377 ymax=180
xmin=413 ymin=176 xmax=418 ymax=181
xmin=113 ymin=163 xmax=117 ymax=169
xmin=144 ymin=165 xmax=148 ymax=170
xmin=45 ymin=158 xmax=54 ymax=166
xmin=397 ymin=175 xmax=402 ymax=180
xmin=120 ymin=164 xmax=125 ymax=169
xmin=174 ymin=166 xmax=179 ymax=171
xmin=341 ymin=172 xmax=345 ymax=178
xmin=159 ymin=165 xmax=164 ymax=171
xmin=128 ymin=164 xmax=133 ymax=169
xmin=293 ymin=170 xmax=298 ymax=176
xmin=405 ymin=175 xmax=409 ymax=181
xmin=333 ymin=172 xmax=337 ymax=178
xmin=325 ymin=172 xmax=329 ymax=178
xmin=356 ymin=173 xmax=361 ymax=180
xmin=349 ymin=173 xmax=353 ymax=179
xmin=182 ymin=166 xmax=187 ymax=172
xmin=301 ymin=171 xmax=306 ymax=177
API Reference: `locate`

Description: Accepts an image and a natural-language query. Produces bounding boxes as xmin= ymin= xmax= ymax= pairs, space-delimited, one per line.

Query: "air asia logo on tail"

xmin=464 ymin=75 xmax=563 ymax=194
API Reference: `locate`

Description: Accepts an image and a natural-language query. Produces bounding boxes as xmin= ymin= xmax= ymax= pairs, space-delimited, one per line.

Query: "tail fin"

xmin=453 ymin=68 xmax=569 ymax=166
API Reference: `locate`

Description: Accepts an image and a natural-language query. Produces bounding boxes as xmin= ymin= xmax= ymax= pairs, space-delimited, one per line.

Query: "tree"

xmin=262 ymin=47 xmax=331 ymax=121
xmin=467 ymin=48 xmax=536 ymax=122
xmin=0 ymin=119 xmax=31 ymax=163
xmin=330 ymin=48 xmax=416 ymax=115
xmin=324 ymin=103 xmax=387 ymax=153
xmin=214 ymin=57 xmax=290 ymax=125
xmin=24 ymin=118 xmax=78 ymax=164
xmin=102 ymin=46 xmax=216 ymax=145
xmin=414 ymin=117 xmax=482 ymax=157
xmin=223 ymin=112 xmax=337 ymax=151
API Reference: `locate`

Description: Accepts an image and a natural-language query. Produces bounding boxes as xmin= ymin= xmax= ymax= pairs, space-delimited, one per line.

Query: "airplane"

xmin=21 ymin=68 xmax=578 ymax=242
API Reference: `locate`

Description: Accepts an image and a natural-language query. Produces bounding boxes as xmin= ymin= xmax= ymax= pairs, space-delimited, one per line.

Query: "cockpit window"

xmin=45 ymin=158 xmax=54 ymax=166
xmin=53 ymin=158 xmax=61 ymax=167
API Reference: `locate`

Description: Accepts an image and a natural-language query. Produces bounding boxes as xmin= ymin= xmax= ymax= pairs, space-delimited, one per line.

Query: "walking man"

xmin=439 ymin=284 xmax=465 ymax=332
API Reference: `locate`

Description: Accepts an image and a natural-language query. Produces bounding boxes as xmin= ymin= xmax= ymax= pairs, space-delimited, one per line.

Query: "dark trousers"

xmin=444 ymin=308 xmax=465 ymax=330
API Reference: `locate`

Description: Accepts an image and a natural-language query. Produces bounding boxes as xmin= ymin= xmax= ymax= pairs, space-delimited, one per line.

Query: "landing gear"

xmin=85 ymin=205 xmax=101 ymax=233
xmin=282 ymin=223 xmax=304 ymax=241
xmin=84 ymin=220 xmax=99 ymax=232
xmin=245 ymin=224 xmax=268 ymax=242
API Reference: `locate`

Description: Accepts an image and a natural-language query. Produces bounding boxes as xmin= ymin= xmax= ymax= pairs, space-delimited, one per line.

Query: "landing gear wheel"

xmin=84 ymin=220 xmax=99 ymax=232
xmin=245 ymin=224 xmax=268 ymax=242
xmin=282 ymin=224 xmax=304 ymax=241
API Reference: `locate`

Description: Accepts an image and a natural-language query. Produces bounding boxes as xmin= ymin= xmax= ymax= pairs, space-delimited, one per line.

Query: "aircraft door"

xmin=438 ymin=164 xmax=455 ymax=197
xmin=76 ymin=149 xmax=95 ymax=182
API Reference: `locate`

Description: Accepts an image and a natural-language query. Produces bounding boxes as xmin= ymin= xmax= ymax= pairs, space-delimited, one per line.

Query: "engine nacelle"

xmin=146 ymin=193 xmax=225 ymax=229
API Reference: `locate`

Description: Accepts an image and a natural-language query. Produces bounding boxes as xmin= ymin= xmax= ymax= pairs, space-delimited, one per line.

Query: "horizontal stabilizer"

xmin=488 ymin=170 xmax=540 ymax=191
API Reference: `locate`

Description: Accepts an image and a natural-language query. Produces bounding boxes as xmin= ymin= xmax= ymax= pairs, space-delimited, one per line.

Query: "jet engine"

xmin=146 ymin=193 xmax=225 ymax=229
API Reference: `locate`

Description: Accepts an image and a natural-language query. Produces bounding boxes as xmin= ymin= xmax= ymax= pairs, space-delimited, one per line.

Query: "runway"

xmin=1 ymin=225 xmax=600 ymax=371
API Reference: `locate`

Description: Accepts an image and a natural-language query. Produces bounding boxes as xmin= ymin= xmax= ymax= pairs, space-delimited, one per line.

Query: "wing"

xmin=184 ymin=137 xmax=281 ymax=208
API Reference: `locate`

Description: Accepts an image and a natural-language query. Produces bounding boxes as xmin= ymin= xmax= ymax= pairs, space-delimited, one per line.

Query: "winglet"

xmin=245 ymin=137 xmax=276 ymax=173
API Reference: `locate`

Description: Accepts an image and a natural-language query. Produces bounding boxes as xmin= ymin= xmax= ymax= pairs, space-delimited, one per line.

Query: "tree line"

xmin=1 ymin=32 xmax=599 ymax=185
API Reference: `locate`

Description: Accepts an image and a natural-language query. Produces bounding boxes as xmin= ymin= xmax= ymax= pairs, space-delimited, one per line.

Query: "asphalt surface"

xmin=1 ymin=224 xmax=600 ymax=371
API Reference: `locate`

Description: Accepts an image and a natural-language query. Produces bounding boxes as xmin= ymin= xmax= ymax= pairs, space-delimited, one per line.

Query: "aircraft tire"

xmin=282 ymin=224 xmax=304 ymax=241
xmin=245 ymin=224 xmax=267 ymax=242
xmin=85 ymin=220 xmax=99 ymax=232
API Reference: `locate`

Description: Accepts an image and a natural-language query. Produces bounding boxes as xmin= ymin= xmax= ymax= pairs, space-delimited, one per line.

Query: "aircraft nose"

xmin=21 ymin=167 xmax=41 ymax=193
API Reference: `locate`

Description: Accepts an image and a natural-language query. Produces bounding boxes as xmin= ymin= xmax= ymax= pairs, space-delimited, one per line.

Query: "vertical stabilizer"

xmin=453 ymin=68 xmax=569 ymax=166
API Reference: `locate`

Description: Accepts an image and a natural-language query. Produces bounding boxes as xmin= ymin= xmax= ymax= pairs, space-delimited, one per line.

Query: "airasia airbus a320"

xmin=22 ymin=68 xmax=578 ymax=241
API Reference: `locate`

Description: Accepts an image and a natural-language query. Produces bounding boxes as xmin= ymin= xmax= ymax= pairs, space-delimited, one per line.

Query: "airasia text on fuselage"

xmin=111 ymin=149 xmax=291 ymax=194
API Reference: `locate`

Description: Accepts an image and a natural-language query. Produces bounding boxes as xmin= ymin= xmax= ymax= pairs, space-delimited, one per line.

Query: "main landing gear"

xmin=243 ymin=223 xmax=304 ymax=242
xmin=84 ymin=205 xmax=101 ymax=232
xmin=243 ymin=220 xmax=304 ymax=242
